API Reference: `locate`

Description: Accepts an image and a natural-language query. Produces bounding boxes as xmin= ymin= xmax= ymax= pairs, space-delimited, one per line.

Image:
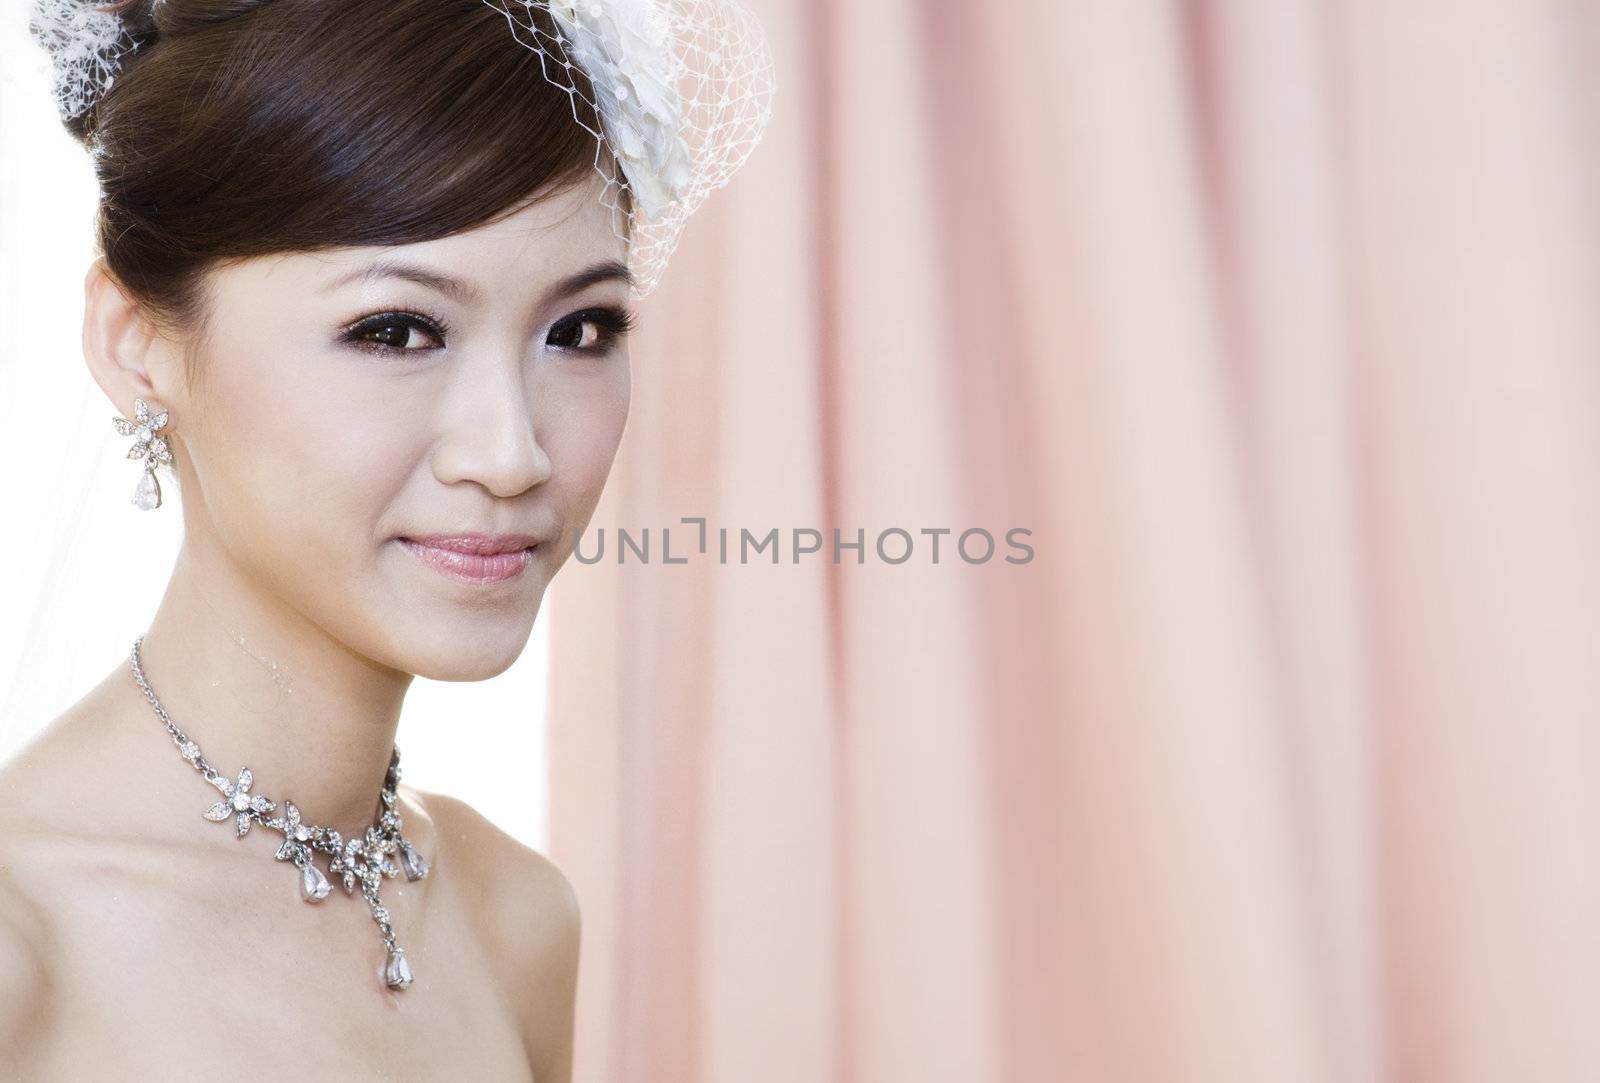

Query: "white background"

xmin=0 ymin=0 xmax=551 ymax=850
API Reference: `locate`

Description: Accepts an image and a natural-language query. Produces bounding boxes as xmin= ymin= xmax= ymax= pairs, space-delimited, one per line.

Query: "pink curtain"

xmin=546 ymin=2 xmax=1600 ymax=1080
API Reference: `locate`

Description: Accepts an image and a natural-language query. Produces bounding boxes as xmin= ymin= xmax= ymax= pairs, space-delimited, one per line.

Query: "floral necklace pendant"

xmin=130 ymin=635 xmax=431 ymax=990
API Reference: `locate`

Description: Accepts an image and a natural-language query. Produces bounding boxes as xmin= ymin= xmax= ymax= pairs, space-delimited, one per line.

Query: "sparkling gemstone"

xmin=372 ymin=904 xmax=390 ymax=923
xmin=136 ymin=425 xmax=152 ymax=442
xmin=384 ymin=948 xmax=413 ymax=989
xmin=300 ymin=864 xmax=331 ymax=902
xmin=203 ymin=800 xmax=232 ymax=822
xmin=235 ymin=812 xmax=252 ymax=837
xmin=401 ymin=843 xmax=429 ymax=881
xmin=133 ymin=470 xmax=161 ymax=511
xmin=232 ymin=791 xmax=251 ymax=811
xmin=180 ymin=741 xmax=200 ymax=761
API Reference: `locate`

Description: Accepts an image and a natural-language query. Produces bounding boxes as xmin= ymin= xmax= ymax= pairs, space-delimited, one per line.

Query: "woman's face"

xmin=147 ymin=179 xmax=632 ymax=680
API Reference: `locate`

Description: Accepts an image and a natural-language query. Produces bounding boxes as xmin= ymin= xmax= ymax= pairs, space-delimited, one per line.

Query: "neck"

xmin=126 ymin=536 xmax=413 ymax=838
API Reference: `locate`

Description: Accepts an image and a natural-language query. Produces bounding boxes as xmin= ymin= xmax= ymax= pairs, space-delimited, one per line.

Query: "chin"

xmin=362 ymin=590 xmax=543 ymax=681
xmin=400 ymin=626 xmax=536 ymax=682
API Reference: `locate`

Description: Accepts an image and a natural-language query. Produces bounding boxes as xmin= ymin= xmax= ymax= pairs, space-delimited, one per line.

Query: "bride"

xmin=0 ymin=0 xmax=771 ymax=1077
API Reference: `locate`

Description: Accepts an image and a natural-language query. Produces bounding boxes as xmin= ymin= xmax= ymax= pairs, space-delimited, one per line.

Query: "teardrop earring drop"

xmin=112 ymin=397 xmax=173 ymax=510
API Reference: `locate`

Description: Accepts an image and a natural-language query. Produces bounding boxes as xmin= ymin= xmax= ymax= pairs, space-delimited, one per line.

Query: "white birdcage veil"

xmin=483 ymin=0 xmax=775 ymax=295
xmin=27 ymin=0 xmax=146 ymax=124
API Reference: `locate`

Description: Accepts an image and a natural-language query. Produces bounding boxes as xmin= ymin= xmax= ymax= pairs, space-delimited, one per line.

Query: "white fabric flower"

xmin=545 ymin=0 xmax=694 ymax=219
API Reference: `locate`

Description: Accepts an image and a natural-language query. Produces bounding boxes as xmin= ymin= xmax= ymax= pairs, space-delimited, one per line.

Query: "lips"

xmin=402 ymin=533 xmax=541 ymax=556
xmin=397 ymin=533 xmax=540 ymax=584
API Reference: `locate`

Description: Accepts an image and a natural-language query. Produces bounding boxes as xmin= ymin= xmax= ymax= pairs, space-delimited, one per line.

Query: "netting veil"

xmin=27 ymin=0 xmax=143 ymax=121
xmin=27 ymin=0 xmax=777 ymax=296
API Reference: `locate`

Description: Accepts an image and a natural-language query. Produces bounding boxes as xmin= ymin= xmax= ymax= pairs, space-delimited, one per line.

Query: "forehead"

xmin=247 ymin=175 xmax=629 ymax=300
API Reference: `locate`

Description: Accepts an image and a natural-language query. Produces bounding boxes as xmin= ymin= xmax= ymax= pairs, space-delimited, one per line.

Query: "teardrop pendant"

xmin=300 ymin=863 xmax=332 ymax=902
xmin=384 ymin=946 xmax=413 ymax=988
xmin=133 ymin=468 xmax=161 ymax=511
xmin=401 ymin=841 xmax=429 ymax=881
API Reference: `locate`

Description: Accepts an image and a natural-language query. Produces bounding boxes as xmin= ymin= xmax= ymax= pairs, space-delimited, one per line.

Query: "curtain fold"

xmin=547 ymin=2 xmax=1600 ymax=1080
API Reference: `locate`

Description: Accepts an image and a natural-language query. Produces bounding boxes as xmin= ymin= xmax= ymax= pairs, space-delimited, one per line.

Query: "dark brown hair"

xmin=74 ymin=0 xmax=607 ymax=351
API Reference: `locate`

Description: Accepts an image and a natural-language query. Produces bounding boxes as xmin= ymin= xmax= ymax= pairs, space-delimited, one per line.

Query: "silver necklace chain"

xmin=128 ymin=635 xmax=430 ymax=990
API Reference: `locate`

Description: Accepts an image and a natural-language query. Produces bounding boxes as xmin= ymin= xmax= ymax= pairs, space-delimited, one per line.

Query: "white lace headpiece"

xmin=27 ymin=0 xmax=777 ymax=296
xmin=28 ymin=0 xmax=145 ymax=122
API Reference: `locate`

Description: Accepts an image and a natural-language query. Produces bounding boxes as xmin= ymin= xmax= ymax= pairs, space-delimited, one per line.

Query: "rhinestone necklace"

xmin=128 ymin=635 xmax=431 ymax=990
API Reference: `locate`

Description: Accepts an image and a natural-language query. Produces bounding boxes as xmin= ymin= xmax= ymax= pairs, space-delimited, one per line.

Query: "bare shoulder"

xmin=413 ymin=788 xmax=580 ymax=928
xmin=0 ymin=728 xmax=63 ymax=1059
xmin=0 ymin=857 xmax=51 ymax=1066
xmin=408 ymin=789 xmax=580 ymax=1082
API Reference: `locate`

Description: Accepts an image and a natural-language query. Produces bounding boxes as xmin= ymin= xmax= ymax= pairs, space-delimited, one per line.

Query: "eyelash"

xmin=339 ymin=306 xmax=635 ymax=357
xmin=340 ymin=308 xmax=449 ymax=355
xmin=550 ymin=306 xmax=636 ymax=354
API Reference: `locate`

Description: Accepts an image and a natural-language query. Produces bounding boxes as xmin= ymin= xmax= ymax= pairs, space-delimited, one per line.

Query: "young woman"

xmin=0 ymin=0 xmax=771 ymax=1076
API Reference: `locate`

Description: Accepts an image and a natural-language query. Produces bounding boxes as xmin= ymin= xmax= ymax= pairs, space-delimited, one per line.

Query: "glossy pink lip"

xmin=397 ymin=534 xmax=538 ymax=584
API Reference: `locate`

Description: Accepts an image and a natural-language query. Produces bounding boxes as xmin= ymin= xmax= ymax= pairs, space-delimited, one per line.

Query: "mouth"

xmin=396 ymin=533 xmax=540 ymax=584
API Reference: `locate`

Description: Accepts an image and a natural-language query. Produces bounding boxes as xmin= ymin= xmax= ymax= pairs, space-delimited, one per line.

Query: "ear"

xmin=82 ymin=258 xmax=186 ymax=419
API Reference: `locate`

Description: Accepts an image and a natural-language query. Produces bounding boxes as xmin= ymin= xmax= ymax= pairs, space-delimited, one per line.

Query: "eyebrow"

xmin=323 ymin=257 xmax=635 ymax=307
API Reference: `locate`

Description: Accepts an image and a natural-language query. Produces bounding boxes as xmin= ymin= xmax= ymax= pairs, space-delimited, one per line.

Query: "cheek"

xmin=192 ymin=344 xmax=417 ymax=593
xmin=274 ymin=409 xmax=409 ymax=536
xmin=538 ymin=363 xmax=631 ymax=534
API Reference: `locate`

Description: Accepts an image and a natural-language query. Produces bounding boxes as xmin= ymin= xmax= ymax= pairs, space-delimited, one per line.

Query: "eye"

xmin=546 ymin=306 xmax=635 ymax=354
xmin=341 ymin=311 xmax=448 ymax=354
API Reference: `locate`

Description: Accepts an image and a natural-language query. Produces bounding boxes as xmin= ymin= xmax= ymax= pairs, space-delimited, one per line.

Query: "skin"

xmin=0 ymin=175 xmax=632 ymax=1079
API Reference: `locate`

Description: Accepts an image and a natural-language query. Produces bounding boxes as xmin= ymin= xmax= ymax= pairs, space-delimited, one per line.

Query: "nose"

xmin=428 ymin=350 xmax=553 ymax=498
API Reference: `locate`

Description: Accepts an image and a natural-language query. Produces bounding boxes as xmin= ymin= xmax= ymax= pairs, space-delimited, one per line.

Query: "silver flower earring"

xmin=112 ymin=397 xmax=173 ymax=510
